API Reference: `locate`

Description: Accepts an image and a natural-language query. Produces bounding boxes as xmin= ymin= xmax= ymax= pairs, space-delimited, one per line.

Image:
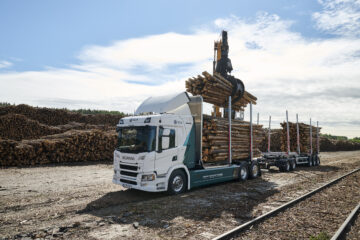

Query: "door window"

xmin=159 ymin=127 xmax=176 ymax=151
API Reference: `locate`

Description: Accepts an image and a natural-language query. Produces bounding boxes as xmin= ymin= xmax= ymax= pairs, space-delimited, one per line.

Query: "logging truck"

xmin=112 ymin=92 xmax=261 ymax=194
xmin=258 ymin=112 xmax=321 ymax=172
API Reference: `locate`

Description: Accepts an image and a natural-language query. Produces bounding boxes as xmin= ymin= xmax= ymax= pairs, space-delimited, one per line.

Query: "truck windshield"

xmin=116 ymin=126 xmax=156 ymax=153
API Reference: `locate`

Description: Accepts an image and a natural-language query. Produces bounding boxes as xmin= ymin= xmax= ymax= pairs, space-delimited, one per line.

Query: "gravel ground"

xmin=233 ymin=171 xmax=360 ymax=240
xmin=0 ymin=151 xmax=360 ymax=239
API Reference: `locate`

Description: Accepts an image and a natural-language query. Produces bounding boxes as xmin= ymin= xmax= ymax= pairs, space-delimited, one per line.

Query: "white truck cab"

xmin=113 ymin=92 xmax=200 ymax=193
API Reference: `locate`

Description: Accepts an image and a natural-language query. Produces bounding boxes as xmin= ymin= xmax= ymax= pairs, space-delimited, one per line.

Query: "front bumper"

xmin=112 ymin=176 xmax=167 ymax=192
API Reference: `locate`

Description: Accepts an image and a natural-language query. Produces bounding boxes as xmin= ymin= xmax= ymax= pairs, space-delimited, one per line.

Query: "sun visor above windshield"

xmin=135 ymin=92 xmax=191 ymax=115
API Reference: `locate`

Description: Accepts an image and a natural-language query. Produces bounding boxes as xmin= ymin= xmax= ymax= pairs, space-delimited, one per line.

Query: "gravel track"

xmin=232 ymin=171 xmax=360 ymax=239
xmin=346 ymin=210 xmax=360 ymax=240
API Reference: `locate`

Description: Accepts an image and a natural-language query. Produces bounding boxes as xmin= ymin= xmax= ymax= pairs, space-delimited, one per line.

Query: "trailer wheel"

xmin=290 ymin=159 xmax=296 ymax=171
xmin=315 ymin=155 xmax=320 ymax=166
xmin=249 ymin=161 xmax=260 ymax=179
xmin=307 ymin=156 xmax=313 ymax=167
xmin=239 ymin=162 xmax=249 ymax=181
xmin=167 ymin=170 xmax=187 ymax=195
xmin=280 ymin=160 xmax=291 ymax=172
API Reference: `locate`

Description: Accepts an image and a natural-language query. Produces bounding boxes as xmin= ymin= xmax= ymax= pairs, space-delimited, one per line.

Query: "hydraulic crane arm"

xmin=214 ymin=31 xmax=245 ymax=106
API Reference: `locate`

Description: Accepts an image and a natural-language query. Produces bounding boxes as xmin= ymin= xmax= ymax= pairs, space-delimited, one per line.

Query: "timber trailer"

xmin=258 ymin=112 xmax=320 ymax=172
xmin=112 ymin=92 xmax=261 ymax=194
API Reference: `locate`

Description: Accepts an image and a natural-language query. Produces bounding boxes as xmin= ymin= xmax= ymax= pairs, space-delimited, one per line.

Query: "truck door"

xmin=155 ymin=126 xmax=179 ymax=175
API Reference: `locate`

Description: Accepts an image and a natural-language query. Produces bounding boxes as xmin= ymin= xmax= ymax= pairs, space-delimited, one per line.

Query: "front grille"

xmin=120 ymin=164 xmax=138 ymax=171
xmin=120 ymin=179 xmax=137 ymax=185
xmin=120 ymin=171 xmax=138 ymax=177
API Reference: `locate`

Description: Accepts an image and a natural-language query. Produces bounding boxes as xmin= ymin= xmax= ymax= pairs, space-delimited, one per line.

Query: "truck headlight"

xmin=141 ymin=173 xmax=156 ymax=181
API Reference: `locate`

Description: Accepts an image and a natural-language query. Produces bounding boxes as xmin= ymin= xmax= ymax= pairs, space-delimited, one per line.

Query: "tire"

xmin=285 ymin=160 xmax=291 ymax=172
xmin=167 ymin=170 xmax=187 ymax=195
xmin=315 ymin=155 xmax=320 ymax=166
xmin=290 ymin=159 xmax=296 ymax=171
xmin=239 ymin=162 xmax=249 ymax=181
xmin=280 ymin=160 xmax=291 ymax=172
xmin=307 ymin=156 xmax=313 ymax=167
xmin=249 ymin=161 xmax=260 ymax=179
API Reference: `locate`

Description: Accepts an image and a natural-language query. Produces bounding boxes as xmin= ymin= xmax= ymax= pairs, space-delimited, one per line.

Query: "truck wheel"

xmin=239 ymin=162 xmax=249 ymax=181
xmin=290 ymin=159 xmax=296 ymax=171
xmin=167 ymin=170 xmax=187 ymax=195
xmin=249 ymin=161 xmax=260 ymax=179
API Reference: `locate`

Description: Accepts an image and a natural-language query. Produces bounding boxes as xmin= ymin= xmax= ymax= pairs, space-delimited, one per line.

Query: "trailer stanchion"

xmin=296 ymin=114 xmax=300 ymax=154
xmin=268 ymin=116 xmax=271 ymax=152
xmin=310 ymin=118 xmax=313 ymax=155
xmin=250 ymin=102 xmax=253 ymax=161
xmin=286 ymin=110 xmax=290 ymax=155
xmin=317 ymin=121 xmax=319 ymax=154
xmin=228 ymin=96 xmax=232 ymax=165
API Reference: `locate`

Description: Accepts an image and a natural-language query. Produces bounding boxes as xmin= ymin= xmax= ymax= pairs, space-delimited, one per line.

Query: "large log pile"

xmin=0 ymin=104 xmax=121 ymax=167
xmin=0 ymin=129 xmax=117 ymax=167
xmin=280 ymin=122 xmax=321 ymax=153
xmin=185 ymin=72 xmax=257 ymax=111
xmin=202 ymin=115 xmax=263 ymax=163
xmin=0 ymin=113 xmax=113 ymax=141
xmin=320 ymin=137 xmax=360 ymax=151
xmin=0 ymin=104 xmax=122 ymax=126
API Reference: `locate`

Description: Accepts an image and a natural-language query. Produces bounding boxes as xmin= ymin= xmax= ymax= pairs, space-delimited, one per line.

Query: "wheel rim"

xmin=292 ymin=161 xmax=296 ymax=169
xmin=252 ymin=165 xmax=258 ymax=176
xmin=172 ymin=175 xmax=184 ymax=192
xmin=286 ymin=162 xmax=290 ymax=171
xmin=240 ymin=167 xmax=247 ymax=179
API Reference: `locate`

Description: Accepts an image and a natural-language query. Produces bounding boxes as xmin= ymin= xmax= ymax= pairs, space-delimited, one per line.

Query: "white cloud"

xmin=0 ymin=11 xmax=360 ymax=137
xmin=313 ymin=0 xmax=360 ymax=37
xmin=0 ymin=60 xmax=12 ymax=69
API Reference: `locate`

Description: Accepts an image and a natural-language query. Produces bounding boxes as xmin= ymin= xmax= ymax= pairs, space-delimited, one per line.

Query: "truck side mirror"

xmin=162 ymin=136 xmax=170 ymax=150
xmin=162 ymin=128 xmax=170 ymax=136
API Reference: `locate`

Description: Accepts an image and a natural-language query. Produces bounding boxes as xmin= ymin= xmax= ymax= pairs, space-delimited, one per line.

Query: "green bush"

xmin=321 ymin=133 xmax=348 ymax=141
xmin=71 ymin=108 xmax=125 ymax=115
xmin=309 ymin=232 xmax=330 ymax=240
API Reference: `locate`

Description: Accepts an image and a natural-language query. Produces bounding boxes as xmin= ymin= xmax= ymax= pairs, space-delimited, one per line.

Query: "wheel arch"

xmin=166 ymin=164 xmax=190 ymax=191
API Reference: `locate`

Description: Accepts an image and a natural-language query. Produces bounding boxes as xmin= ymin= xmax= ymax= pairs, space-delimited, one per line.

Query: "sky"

xmin=0 ymin=0 xmax=360 ymax=137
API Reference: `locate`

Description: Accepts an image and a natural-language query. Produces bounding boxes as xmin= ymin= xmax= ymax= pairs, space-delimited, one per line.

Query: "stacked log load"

xmin=259 ymin=129 xmax=282 ymax=152
xmin=280 ymin=122 xmax=321 ymax=153
xmin=0 ymin=130 xmax=117 ymax=167
xmin=185 ymin=71 xmax=257 ymax=111
xmin=202 ymin=115 xmax=263 ymax=163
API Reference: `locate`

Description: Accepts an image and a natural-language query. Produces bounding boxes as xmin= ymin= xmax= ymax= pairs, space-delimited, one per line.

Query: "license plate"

xmin=122 ymin=183 xmax=132 ymax=188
